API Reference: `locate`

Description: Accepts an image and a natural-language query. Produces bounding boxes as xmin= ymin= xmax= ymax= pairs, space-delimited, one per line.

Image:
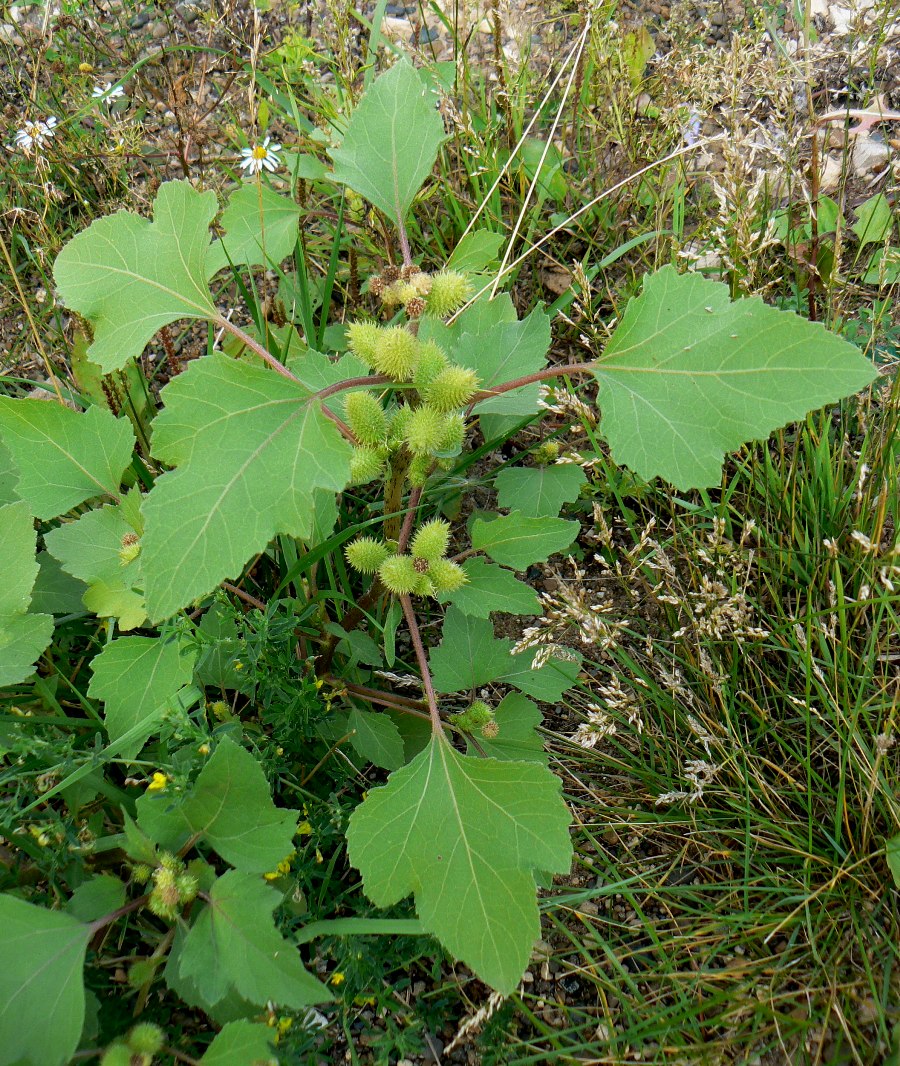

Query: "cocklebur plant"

xmin=0 ymin=57 xmax=878 ymax=1063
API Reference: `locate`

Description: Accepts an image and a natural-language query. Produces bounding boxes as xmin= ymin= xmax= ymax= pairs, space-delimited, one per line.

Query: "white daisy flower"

xmin=92 ymin=81 xmax=125 ymax=102
xmin=13 ymin=116 xmax=57 ymax=153
xmin=239 ymin=135 xmax=282 ymax=175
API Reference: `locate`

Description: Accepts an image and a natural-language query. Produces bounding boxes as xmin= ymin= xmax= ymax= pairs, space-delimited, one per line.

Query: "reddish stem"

xmin=397 ymin=486 xmax=423 ymax=554
xmin=314 ymin=373 xmax=393 ymax=402
xmin=222 ymin=582 xmax=267 ymax=611
xmin=469 ymin=362 xmax=597 ymax=408
xmin=399 ymin=594 xmax=442 ymax=734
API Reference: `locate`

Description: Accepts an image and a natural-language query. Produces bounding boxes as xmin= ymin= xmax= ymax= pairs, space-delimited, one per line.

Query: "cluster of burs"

xmin=342 ymin=267 xmax=475 ymax=599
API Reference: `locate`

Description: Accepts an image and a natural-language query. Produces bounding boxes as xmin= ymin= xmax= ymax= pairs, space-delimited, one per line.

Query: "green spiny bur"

xmin=424 ymin=365 xmax=479 ymax=411
xmin=346 ymin=536 xmax=390 ymax=574
xmin=378 ymin=554 xmax=420 ymax=595
xmin=344 ymin=392 xmax=387 ymax=445
xmin=411 ymin=519 xmax=450 ymax=562
xmin=349 ymin=446 xmax=386 ymax=485
xmin=404 ymin=406 xmax=445 ymax=454
xmin=425 ymin=271 xmax=473 ymax=317
xmin=372 ymin=326 xmax=420 ymax=380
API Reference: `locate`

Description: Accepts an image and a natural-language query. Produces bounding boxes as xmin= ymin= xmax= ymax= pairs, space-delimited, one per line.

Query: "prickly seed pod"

xmin=468 ymin=700 xmax=493 ymax=726
xmin=387 ymin=404 xmax=413 ymax=447
xmin=371 ymin=326 xmax=420 ymax=380
xmin=378 ymin=554 xmax=420 ymax=595
xmin=424 ymin=365 xmax=479 ymax=412
xmin=348 ymin=446 xmax=385 ymax=485
xmin=381 ymin=264 xmax=400 ymax=284
xmin=413 ymin=340 xmax=449 ymax=388
xmin=147 ymin=891 xmax=178 ymax=921
xmin=481 ymin=719 xmax=500 ymax=739
xmin=404 ymin=405 xmax=445 ymax=454
xmin=176 ymin=874 xmax=199 ymax=904
xmin=426 ymin=557 xmax=467 ymax=593
xmin=346 ymin=321 xmax=383 ymax=366
xmin=395 ymin=282 xmax=419 ymax=305
xmin=344 ymin=391 xmax=387 ymax=445
xmin=408 ymin=454 xmax=432 ymax=487
xmin=532 ymin=440 xmax=561 ymax=464
xmin=411 ymin=518 xmax=451 ymax=563
xmin=127 ymin=959 xmax=156 ymax=988
xmin=345 ymin=536 xmax=390 ymax=574
xmin=405 ymin=296 xmax=426 ymax=318
xmin=99 ymin=1044 xmax=132 ymax=1066
xmin=425 ymin=271 xmax=473 ymax=317
xmin=132 ymin=863 xmax=152 ymax=884
xmin=436 ymin=412 xmax=466 ymax=453
xmin=128 ymin=1023 xmax=165 ymax=1056
xmin=410 ymin=271 xmax=432 ymax=295
xmin=119 ymin=531 xmax=140 ymax=566
xmin=380 ymin=283 xmax=404 ymax=309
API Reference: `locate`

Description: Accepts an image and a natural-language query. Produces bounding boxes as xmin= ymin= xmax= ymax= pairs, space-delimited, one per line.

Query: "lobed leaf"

xmin=54 ymin=180 xmax=218 ymax=373
xmin=0 ymin=400 xmax=134 ymax=520
xmin=494 ymin=463 xmax=586 ymax=518
xmin=594 ymin=266 xmax=877 ymax=490
xmin=141 ymin=353 xmax=352 ymax=621
xmin=136 ymin=736 xmax=300 ymax=873
xmin=0 ymin=502 xmax=53 ymax=686
xmin=179 ymin=870 xmax=330 ymax=1008
xmin=328 ymin=60 xmax=447 ymax=227
xmin=347 ymin=735 xmax=572 ymax=992
xmin=88 ymin=636 xmax=197 ymax=758
xmin=207 ymin=183 xmax=302 ymax=277
xmin=0 ymin=895 xmax=91 ymax=1066
xmin=438 ymin=557 xmax=540 ymax=618
xmin=467 ymin=693 xmax=547 ymax=765
xmin=471 ymin=512 xmax=579 ymax=569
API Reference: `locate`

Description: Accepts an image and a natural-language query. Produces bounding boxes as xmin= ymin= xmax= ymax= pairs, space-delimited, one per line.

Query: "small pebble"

xmin=129 ymin=9 xmax=150 ymax=28
xmin=418 ymin=26 xmax=439 ymax=45
xmin=151 ymin=21 xmax=167 ymax=39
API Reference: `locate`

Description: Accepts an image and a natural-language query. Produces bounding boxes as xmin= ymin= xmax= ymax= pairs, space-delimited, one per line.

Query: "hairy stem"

xmin=468 ymin=361 xmax=597 ymax=409
xmin=399 ymin=594 xmax=442 ymax=733
xmin=397 ymin=486 xmax=423 ymax=553
xmin=314 ymin=373 xmax=393 ymax=402
xmin=384 ymin=452 xmax=411 ymax=542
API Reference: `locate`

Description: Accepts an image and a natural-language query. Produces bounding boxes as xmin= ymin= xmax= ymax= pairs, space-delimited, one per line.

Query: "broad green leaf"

xmin=0 ymin=614 xmax=54 ymax=689
xmin=454 ymin=307 xmax=551 ymax=418
xmin=0 ymin=400 xmax=134 ymax=519
xmin=122 ymin=811 xmax=158 ymax=865
xmin=328 ymin=60 xmax=447 ymax=226
xmin=30 ymin=552 xmax=87 ymax=616
xmin=165 ymin=926 xmax=258 ymax=1026
xmin=207 ymin=183 xmax=302 ymax=277
xmin=347 ymin=735 xmax=572 ymax=992
xmin=54 ymin=180 xmax=218 ymax=373
xmin=430 ymin=608 xmax=580 ymax=701
xmin=887 ymin=833 xmax=900 ymax=890
xmin=863 ymin=247 xmax=900 ymax=286
xmin=0 ymin=895 xmax=91 ymax=1066
xmin=70 ymin=330 xmax=154 ymax=441
xmin=45 ymin=497 xmax=146 ymax=629
xmin=495 ymin=463 xmax=587 ymax=518
xmin=447 ymin=230 xmax=504 ymax=273
xmin=196 ymin=603 xmax=252 ymax=694
xmin=430 ymin=607 xmax=515 ymax=692
xmin=467 ymin=693 xmax=547 ymax=764
xmin=88 ymin=636 xmax=197 ymax=757
xmin=66 ymin=874 xmax=126 ymax=922
xmin=199 ymin=1020 xmax=278 ymax=1065
xmin=0 ymin=501 xmax=39 ymax=618
xmin=141 ymin=353 xmax=351 ymax=621
xmin=853 ymin=193 xmax=894 ymax=247
xmin=348 ymin=707 xmax=404 ymax=770
xmin=471 ymin=512 xmax=578 ymax=569
xmin=594 ymin=266 xmax=877 ymax=489
xmin=499 ymin=648 xmax=582 ymax=703
xmin=0 ymin=502 xmax=53 ymax=687
xmin=0 ymin=440 xmax=18 ymax=504
xmin=439 ymin=557 xmax=540 ymax=618
xmin=179 ymin=871 xmax=330 ymax=1008
xmin=137 ymin=736 xmax=299 ymax=872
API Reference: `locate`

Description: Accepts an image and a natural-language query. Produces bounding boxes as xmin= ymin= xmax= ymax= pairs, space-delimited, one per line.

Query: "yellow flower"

xmin=330 ymin=972 xmax=345 ymax=986
xmin=146 ymin=772 xmax=168 ymax=793
xmin=263 ymin=851 xmax=295 ymax=880
xmin=296 ymin=821 xmax=312 ymax=836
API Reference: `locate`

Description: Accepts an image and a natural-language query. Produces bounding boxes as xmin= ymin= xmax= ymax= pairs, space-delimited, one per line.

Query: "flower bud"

xmin=532 ymin=440 xmax=560 ymax=464
xmin=132 ymin=863 xmax=152 ymax=884
xmin=119 ymin=531 xmax=140 ymax=566
xmin=344 ymin=391 xmax=387 ymax=445
xmin=425 ymin=271 xmax=473 ymax=317
xmin=378 ymin=554 xmax=420 ymax=595
xmin=405 ymin=296 xmax=426 ymax=318
xmin=346 ymin=321 xmax=383 ymax=366
xmin=176 ymin=874 xmax=199 ymax=904
xmin=371 ymin=326 xmax=419 ymax=380
xmin=481 ymin=719 xmax=500 ymax=739
xmin=404 ymin=406 xmax=445 ymax=455
xmin=345 ymin=536 xmax=390 ymax=574
xmin=348 ymin=446 xmax=385 ymax=485
xmin=426 ymin=557 xmax=467 ymax=593
xmin=423 ymin=365 xmax=479 ymax=412
xmin=411 ymin=519 xmax=450 ymax=563
xmin=410 ymin=271 xmax=432 ymax=295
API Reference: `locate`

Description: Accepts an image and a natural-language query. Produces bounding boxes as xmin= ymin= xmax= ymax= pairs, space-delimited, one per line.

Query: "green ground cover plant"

xmin=0 ymin=41 xmax=886 ymax=1063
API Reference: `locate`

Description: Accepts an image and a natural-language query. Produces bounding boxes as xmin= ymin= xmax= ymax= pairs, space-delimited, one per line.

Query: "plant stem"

xmin=88 ymin=895 xmax=147 ymax=935
xmin=397 ymin=486 xmax=423 ymax=553
xmin=384 ymin=452 xmax=411 ymax=542
xmin=223 ymin=581 xmax=267 ymax=611
xmin=399 ymin=594 xmax=442 ymax=734
xmin=314 ymin=373 xmax=393 ymax=401
xmin=314 ymin=578 xmax=385 ymax=676
xmin=468 ymin=362 xmax=597 ymax=408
